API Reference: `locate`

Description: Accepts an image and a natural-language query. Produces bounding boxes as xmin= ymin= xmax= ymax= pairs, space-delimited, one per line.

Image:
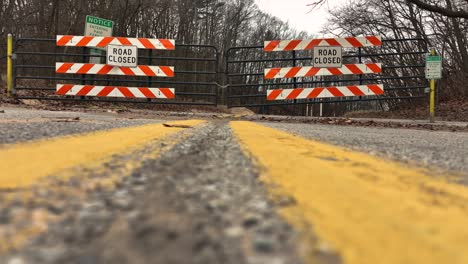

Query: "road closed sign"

xmin=106 ymin=44 xmax=138 ymax=68
xmin=313 ymin=46 xmax=342 ymax=68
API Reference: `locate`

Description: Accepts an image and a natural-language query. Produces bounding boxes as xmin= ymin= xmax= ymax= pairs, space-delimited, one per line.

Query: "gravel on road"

xmin=0 ymin=107 xmax=167 ymax=144
xmin=2 ymin=122 xmax=311 ymax=264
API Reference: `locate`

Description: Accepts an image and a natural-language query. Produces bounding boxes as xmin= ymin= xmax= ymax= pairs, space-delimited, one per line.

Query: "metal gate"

xmin=9 ymin=37 xmax=429 ymax=115
xmin=226 ymin=38 xmax=428 ymax=116
xmin=12 ymin=37 xmax=219 ymax=106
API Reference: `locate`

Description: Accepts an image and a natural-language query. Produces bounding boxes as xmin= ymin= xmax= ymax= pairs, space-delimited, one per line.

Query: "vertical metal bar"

xmin=225 ymin=49 xmax=230 ymax=108
xmin=81 ymin=47 xmax=86 ymax=85
xmin=375 ymin=41 xmax=385 ymax=112
xmin=215 ymin=83 xmax=219 ymax=107
xmin=105 ymin=48 xmax=110 ymax=86
xmin=429 ymin=47 xmax=436 ymax=123
xmin=147 ymin=49 xmax=153 ymax=102
xmin=292 ymin=50 xmax=298 ymax=87
xmin=292 ymin=50 xmax=298 ymax=114
xmin=430 ymin=78 xmax=436 ymax=122
xmin=358 ymin=46 xmax=363 ymax=110
xmin=12 ymin=39 xmax=16 ymax=96
xmin=358 ymin=47 xmax=363 ymax=85
xmin=214 ymin=49 xmax=219 ymax=106
xmin=7 ymin=34 xmax=13 ymax=96
xmin=80 ymin=47 xmax=86 ymax=100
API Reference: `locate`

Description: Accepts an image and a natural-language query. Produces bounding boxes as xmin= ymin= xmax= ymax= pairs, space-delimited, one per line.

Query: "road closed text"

xmin=106 ymin=44 xmax=138 ymax=68
xmin=313 ymin=46 xmax=343 ymax=68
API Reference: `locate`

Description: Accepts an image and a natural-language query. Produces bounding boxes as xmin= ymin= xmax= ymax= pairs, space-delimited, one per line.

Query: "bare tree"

xmin=310 ymin=0 xmax=468 ymax=18
xmin=323 ymin=0 xmax=468 ymax=99
xmin=406 ymin=0 xmax=468 ymax=18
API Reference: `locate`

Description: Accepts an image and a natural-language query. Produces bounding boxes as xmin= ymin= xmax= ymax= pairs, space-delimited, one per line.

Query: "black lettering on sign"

xmin=107 ymin=45 xmax=137 ymax=67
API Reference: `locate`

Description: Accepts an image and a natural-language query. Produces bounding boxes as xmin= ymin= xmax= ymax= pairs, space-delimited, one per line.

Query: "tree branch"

xmin=310 ymin=0 xmax=468 ymax=18
xmin=406 ymin=0 xmax=468 ymax=19
xmin=307 ymin=0 xmax=327 ymax=12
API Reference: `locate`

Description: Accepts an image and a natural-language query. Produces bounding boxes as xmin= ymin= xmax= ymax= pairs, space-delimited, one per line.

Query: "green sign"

xmin=425 ymin=54 xmax=442 ymax=80
xmin=86 ymin=16 xmax=113 ymax=28
xmin=426 ymin=55 xmax=442 ymax=62
xmin=85 ymin=15 xmax=114 ymax=63
xmin=85 ymin=15 xmax=114 ymax=37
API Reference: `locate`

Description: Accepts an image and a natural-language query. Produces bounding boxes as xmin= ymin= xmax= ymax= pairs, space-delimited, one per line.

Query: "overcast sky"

xmin=254 ymin=0 xmax=347 ymax=36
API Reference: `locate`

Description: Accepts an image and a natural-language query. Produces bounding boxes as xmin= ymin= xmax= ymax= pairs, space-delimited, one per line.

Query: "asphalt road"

xmin=0 ymin=107 xmax=161 ymax=144
xmin=1 ymin=107 xmax=468 ymax=264
xmin=262 ymin=122 xmax=468 ymax=178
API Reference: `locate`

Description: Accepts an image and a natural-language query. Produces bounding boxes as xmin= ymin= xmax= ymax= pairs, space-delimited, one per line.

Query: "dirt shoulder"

xmin=1 ymin=102 xmax=467 ymax=133
xmin=345 ymin=99 xmax=468 ymax=122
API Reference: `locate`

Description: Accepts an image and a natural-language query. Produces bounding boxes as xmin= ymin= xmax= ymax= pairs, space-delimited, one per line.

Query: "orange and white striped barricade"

xmin=264 ymin=63 xmax=382 ymax=79
xmin=56 ymin=63 xmax=174 ymax=77
xmin=56 ymin=35 xmax=176 ymax=99
xmin=266 ymin=85 xmax=384 ymax=100
xmin=264 ymin=36 xmax=384 ymax=101
xmin=264 ymin=36 xmax=382 ymax=52
xmin=56 ymin=35 xmax=175 ymax=50
xmin=56 ymin=84 xmax=175 ymax=99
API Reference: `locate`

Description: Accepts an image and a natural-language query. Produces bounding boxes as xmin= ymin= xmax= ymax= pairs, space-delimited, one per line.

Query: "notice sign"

xmin=313 ymin=46 xmax=342 ymax=68
xmin=85 ymin=15 xmax=114 ymax=64
xmin=107 ymin=44 xmax=138 ymax=68
xmin=85 ymin=15 xmax=113 ymax=37
xmin=425 ymin=54 xmax=442 ymax=79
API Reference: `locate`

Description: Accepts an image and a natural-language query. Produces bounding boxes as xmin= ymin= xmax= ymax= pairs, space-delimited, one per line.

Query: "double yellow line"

xmin=231 ymin=121 xmax=468 ymax=264
xmin=0 ymin=120 xmax=204 ymax=188
xmin=2 ymin=120 xmax=468 ymax=263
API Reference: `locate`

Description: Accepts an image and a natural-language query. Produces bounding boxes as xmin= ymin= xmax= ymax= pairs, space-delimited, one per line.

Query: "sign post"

xmin=313 ymin=46 xmax=343 ymax=116
xmin=425 ymin=48 xmax=442 ymax=123
xmin=84 ymin=15 xmax=114 ymax=63
xmin=6 ymin=34 xmax=13 ymax=96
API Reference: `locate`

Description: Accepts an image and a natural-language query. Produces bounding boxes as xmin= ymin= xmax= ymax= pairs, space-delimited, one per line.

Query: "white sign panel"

xmin=313 ymin=46 xmax=343 ymax=68
xmin=425 ymin=55 xmax=442 ymax=79
xmin=106 ymin=44 xmax=138 ymax=68
xmin=85 ymin=15 xmax=114 ymax=63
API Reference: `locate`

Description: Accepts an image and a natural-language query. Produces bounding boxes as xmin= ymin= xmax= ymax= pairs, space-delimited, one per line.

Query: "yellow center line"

xmin=0 ymin=120 xmax=205 ymax=189
xmin=231 ymin=121 xmax=468 ymax=264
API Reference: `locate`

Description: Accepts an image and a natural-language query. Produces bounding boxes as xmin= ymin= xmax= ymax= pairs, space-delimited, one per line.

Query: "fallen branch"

xmin=162 ymin=123 xmax=193 ymax=128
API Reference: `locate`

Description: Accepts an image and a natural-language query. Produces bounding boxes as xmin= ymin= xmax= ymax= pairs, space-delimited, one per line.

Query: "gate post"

xmin=7 ymin=34 xmax=13 ymax=96
xmin=218 ymin=50 xmax=228 ymax=107
xmin=428 ymin=47 xmax=437 ymax=123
